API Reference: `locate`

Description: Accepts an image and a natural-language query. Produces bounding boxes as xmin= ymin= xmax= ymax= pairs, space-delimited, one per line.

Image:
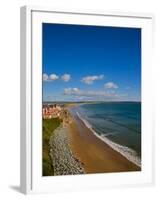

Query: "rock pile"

xmin=50 ymin=126 xmax=85 ymax=175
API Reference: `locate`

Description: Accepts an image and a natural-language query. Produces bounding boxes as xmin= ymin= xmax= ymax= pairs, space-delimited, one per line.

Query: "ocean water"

xmin=71 ymin=102 xmax=141 ymax=166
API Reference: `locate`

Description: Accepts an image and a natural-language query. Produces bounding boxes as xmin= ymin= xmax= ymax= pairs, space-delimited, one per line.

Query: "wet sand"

xmin=68 ymin=112 xmax=141 ymax=174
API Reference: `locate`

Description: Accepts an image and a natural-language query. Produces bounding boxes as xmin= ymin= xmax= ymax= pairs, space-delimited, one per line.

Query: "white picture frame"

xmin=20 ymin=6 xmax=154 ymax=194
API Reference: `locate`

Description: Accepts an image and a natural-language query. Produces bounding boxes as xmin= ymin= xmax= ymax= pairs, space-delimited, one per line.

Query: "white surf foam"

xmin=76 ymin=111 xmax=141 ymax=167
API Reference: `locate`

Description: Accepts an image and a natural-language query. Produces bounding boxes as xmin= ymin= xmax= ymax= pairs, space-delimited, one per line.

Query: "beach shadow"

xmin=9 ymin=185 xmax=21 ymax=193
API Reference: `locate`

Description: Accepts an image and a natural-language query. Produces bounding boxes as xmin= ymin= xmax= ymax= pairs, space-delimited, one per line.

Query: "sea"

xmin=70 ymin=102 xmax=141 ymax=167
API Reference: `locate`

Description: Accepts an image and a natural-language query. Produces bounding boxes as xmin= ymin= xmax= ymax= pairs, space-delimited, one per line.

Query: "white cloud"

xmin=49 ymin=74 xmax=59 ymax=81
xmin=61 ymin=74 xmax=71 ymax=82
xmin=43 ymin=73 xmax=71 ymax=82
xmin=43 ymin=73 xmax=49 ymax=81
xmin=81 ymin=75 xmax=104 ymax=84
xmin=62 ymin=88 xmax=128 ymax=101
xmin=63 ymin=87 xmax=116 ymax=97
xmin=104 ymin=82 xmax=118 ymax=89
xmin=64 ymin=88 xmax=80 ymax=95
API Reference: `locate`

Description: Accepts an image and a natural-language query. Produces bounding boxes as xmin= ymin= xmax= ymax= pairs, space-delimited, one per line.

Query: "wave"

xmin=76 ymin=111 xmax=141 ymax=167
xmin=89 ymin=114 xmax=141 ymax=134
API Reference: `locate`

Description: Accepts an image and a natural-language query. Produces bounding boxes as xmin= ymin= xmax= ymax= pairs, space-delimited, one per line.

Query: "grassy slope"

xmin=42 ymin=118 xmax=61 ymax=176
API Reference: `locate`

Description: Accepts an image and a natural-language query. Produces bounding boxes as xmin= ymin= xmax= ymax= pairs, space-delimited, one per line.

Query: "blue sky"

xmin=42 ymin=23 xmax=141 ymax=102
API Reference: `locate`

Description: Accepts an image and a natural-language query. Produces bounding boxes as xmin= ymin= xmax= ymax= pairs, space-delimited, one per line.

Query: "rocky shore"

xmin=49 ymin=126 xmax=85 ymax=175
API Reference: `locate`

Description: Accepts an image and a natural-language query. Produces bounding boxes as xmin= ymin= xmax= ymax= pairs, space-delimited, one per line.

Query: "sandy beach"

xmin=67 ymin=109 xmax=141 ymax=173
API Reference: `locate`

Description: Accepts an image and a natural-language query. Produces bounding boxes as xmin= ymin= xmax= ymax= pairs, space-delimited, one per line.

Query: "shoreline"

xmin=76 ymin=111 xmax=141 ymax=167
xmin=67 ymin=106 xmax=141 ymax=173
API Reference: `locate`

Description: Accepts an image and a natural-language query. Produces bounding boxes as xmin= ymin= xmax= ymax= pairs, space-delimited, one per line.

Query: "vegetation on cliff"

xmin=42 ymin=118 xmax=61 ymax=176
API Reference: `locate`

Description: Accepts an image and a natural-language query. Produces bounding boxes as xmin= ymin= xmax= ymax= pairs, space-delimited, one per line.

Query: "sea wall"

xmin=49 ymin=126 xmax=85 ymax=175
